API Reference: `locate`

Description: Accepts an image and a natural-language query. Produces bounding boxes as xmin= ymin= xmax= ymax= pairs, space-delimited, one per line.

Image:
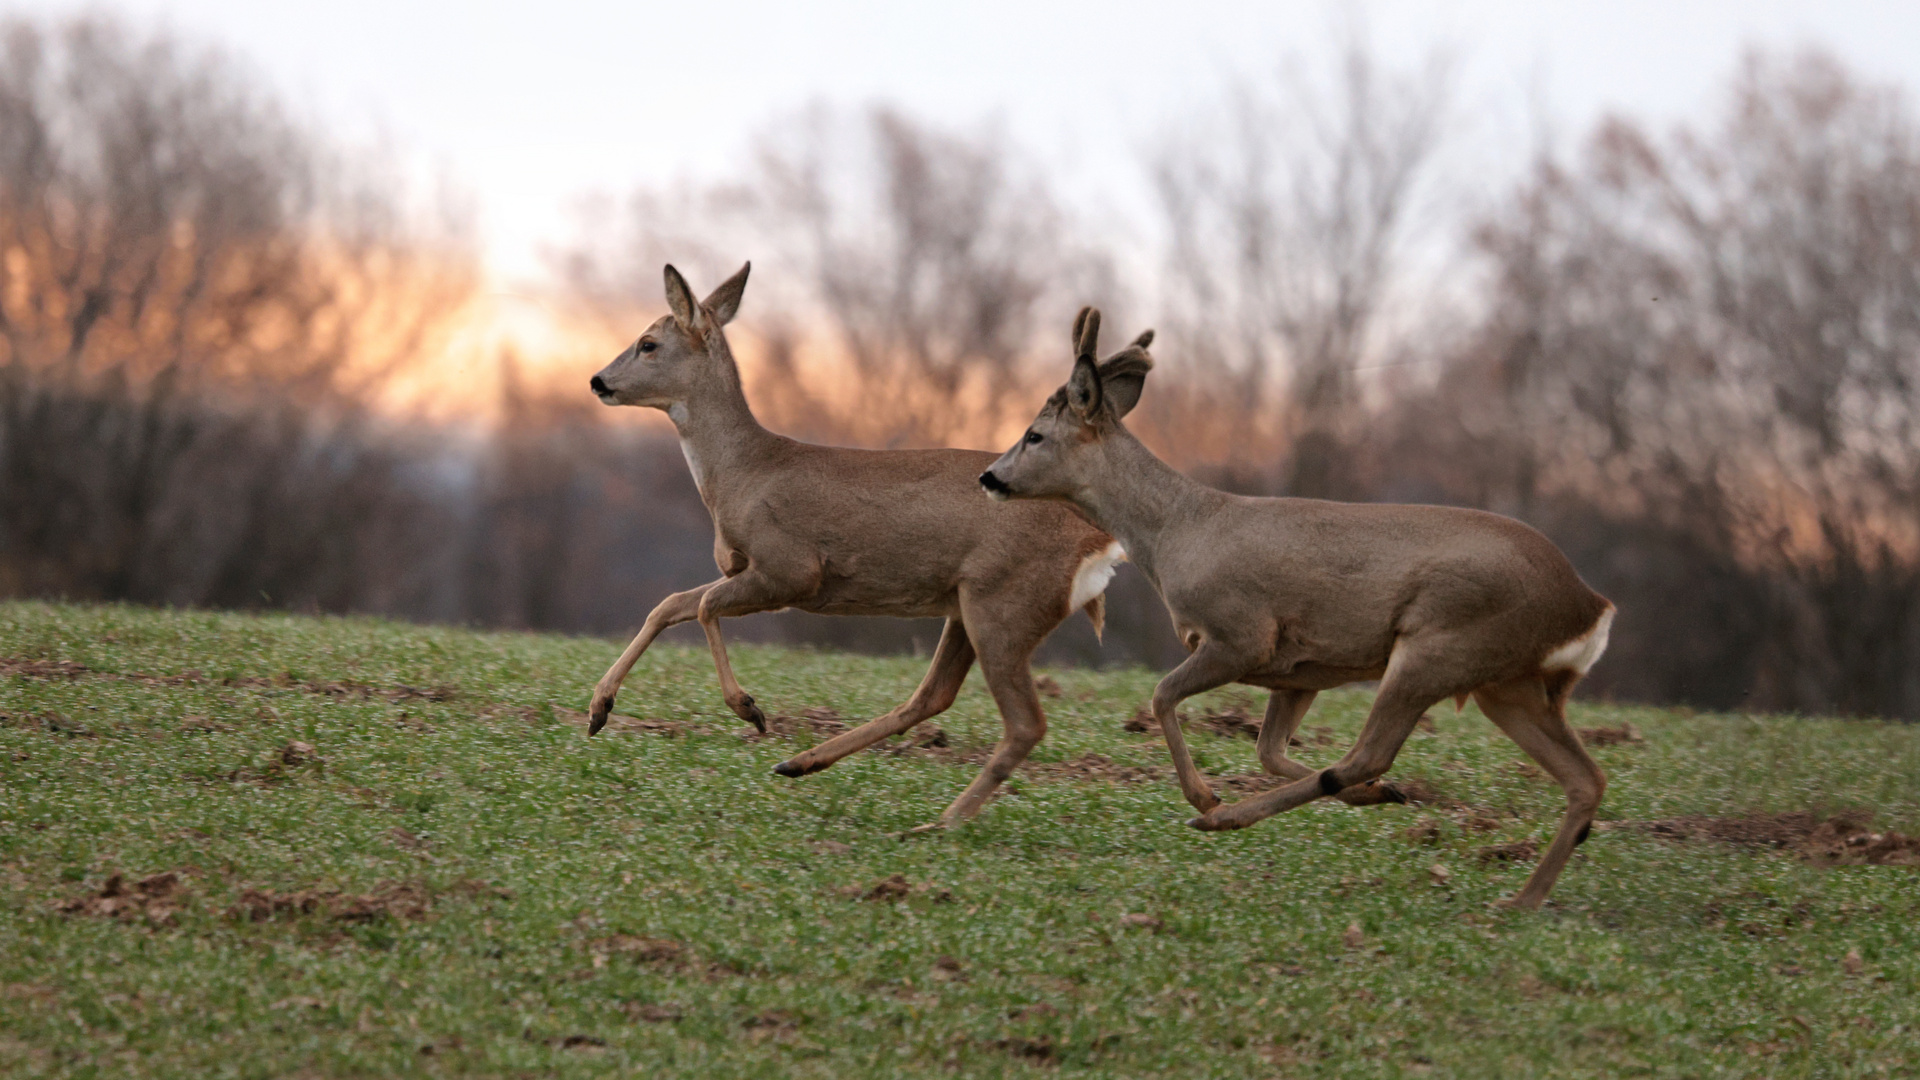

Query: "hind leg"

xmin=772 ymin=618 xmax=975 ymax=777
xmin=1194 ymin=640 xmax=1446 ymax=830
xmin=1473 ymin=677 xmax=1606 ymax=910
xmin=1255 ymin=689 xmax=1405 ymax=807
xmin=913 ymin=589 xmax=1055 ymax=828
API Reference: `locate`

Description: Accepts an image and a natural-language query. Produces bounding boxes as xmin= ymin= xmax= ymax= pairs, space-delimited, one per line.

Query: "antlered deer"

xmin=584 ymin=263 xmax=1135 ymax=827
xmin=980 ymin=310 xmax=1615 ymax=907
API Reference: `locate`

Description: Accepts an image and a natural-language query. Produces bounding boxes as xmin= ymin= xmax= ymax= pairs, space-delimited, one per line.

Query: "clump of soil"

xmin=623 ymin=1002 xmax=684 ymax=1022
xmin=56 ymin=871 xmax=191 ymax=927
xmin=1578 ymin=723 xmax=1644 ymax=746
xmin=844 ymin=873 xmax=954 ymax=903
xmin=1633 ymin=811 xmax=1920 ymax=866
xmin=1033 ymin=676 xmax=1064 ymax=698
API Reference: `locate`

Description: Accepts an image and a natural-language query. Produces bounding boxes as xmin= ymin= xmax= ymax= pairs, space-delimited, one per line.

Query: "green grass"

xmin=1 ymin=600 xmax=1917 ymax=1079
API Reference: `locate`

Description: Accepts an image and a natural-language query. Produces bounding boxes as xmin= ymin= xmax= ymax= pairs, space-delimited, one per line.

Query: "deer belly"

xmin=797 ymin=574 xmax=958 ymax=619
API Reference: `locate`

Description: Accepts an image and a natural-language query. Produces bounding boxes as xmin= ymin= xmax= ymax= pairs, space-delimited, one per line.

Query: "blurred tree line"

xmin=3 ymin=16 xmax=1917 ymax=718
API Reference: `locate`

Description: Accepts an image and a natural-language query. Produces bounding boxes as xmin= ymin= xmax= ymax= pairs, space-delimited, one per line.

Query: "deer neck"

xmin=1070 ymin=431 xmax=1222 ymax=581
xmin=664 ymin=371 xmax=774 ymax=502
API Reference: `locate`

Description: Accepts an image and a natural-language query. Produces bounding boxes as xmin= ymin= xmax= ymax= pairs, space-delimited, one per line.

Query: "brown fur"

xmin=982 ymin=308 xmax=1616 ymax=907
xmin=585 ymin=264 xmax=1114 ymax=826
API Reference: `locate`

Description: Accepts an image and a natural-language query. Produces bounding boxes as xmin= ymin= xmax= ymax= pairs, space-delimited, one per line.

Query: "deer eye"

xmin=637 ymin=340 xmax=657 ymax=354
xmin=1023 ymin=430 xmax=1043 ymax=446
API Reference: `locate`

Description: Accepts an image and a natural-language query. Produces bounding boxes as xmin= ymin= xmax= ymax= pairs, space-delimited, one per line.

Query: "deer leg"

xmin=589 ymin=581 xmax=717 ymax=735
xmin=1473 ymin=677 xmax=1606 ymax=910
xmin=1151 ymin=643 xmax=1252 ymax=814
xmin=908 ymin=590 xmax=1057 ymax=830
xmin=1253 ymin=690 xmax=1404 ymax=807
xmin=930 ymin=636 xmax=1047 ymax=828
xmin=1255 ymin=689 xmax=1315 ymax=775
xmin=1193 ymin=644 xmax=1441 ymax=830
xmin=696 ymin=569 xmax=812 ymax=732
xmin=771 ymin=618 xmax=975 ymax=777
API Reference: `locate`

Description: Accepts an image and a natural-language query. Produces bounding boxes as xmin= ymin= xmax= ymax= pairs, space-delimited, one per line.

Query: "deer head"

xmin=979 ymin=307 xmax=1154 ymax=501
xmin=590 ymin=262 xmax=750 ymax=409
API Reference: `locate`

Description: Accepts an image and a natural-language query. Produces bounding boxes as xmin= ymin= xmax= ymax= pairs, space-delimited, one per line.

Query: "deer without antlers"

xmin=584 ymin=263 xmax=1130 ymax=827
xmin=981 ymin=309 xmax=1615 ymax=908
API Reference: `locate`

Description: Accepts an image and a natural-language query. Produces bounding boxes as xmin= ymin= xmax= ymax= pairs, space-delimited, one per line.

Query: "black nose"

xmin=978 ymin=470 xmax=1011 ymax=495
xmin=589 ymin=375 xmax=609 ymax=396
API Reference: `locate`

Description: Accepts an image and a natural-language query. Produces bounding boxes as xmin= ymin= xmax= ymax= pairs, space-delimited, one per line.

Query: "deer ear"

xmin=1067 ymin=353 xmax=1104 ymax=420
xmin=1074 ymin=307 xmax=1103 ymax=361
xmin=663 ymin=264 xmax=700 ymax=329
xmin=702 ymin=262 xmax=750 ymax=326
xmin=1097 ymin=331 xmax=1155 ymax=418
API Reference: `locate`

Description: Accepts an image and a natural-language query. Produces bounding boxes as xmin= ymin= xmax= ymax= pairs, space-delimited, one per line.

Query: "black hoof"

xmin=588 ymin=712 xmax=607 ymax=737
xmin=1377 ymin=780 xmax=1408 ymax=805
xmin=772 ymin=760 xmax=806 ymax=778
xmin=738 ymin=695 xmax=767 ymax=734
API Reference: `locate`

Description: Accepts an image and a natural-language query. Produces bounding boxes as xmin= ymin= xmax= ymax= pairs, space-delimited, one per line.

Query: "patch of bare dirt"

xmin=226 ymin=878 xmax=504 ymax=924
xmin=1028 ymin=753 xmax=1161 ymax=784
xmin=992 ymin=1035 xmax=1057 ymax=1063
xmin=0 ymin=658 xmax=90 ymax=679
xmin=844 ymin=873 xmax=954 ymax=903
xmin=622 ymin=1002 xmax=684 ymax=1022
xmin=1123 ymin=704 xmax=1265 ymax=739
xmin=1 ymin=710 xmax=94 ymax=737
xmin=0 ymin=657 xmax=457 ymax=703
xmin=885 ymin=726 xmax=950 ymax=754
xmin=1392 ymin=777 xmax=1462 ymax=809
xmin=550 ymin=706 xmax=703 ymax=737
xmin=1632 ymin=811 xmax=1920 ymax=866
xmin=742 ymin=1009 xmax=804 ymax=1042
xmin=589 ymin=935 xmax=689 ymax=967
xmin=1033 ymin=676 xmax=1064 ymax=698
xmin=760 ymin=707 xmax=853 ymax=738
xmin=1578 ymin=723 xmax=1645 ymax=747
xmin=56 ymin=870 xmax=192 ymax=927
xmin=1479 ymin=840 xmax=1540 ymax=863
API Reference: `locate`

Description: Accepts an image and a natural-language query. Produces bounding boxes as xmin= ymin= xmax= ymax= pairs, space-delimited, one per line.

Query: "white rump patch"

xmin=1068 ymin=541 xmax=1128 ymax=613
xmin=1542 ymin=606 xmax=1614 ymax=675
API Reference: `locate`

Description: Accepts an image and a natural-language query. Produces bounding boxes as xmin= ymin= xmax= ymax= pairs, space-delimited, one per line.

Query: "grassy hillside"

xmin=1 ymin=600 xmax=1917 ymax=1078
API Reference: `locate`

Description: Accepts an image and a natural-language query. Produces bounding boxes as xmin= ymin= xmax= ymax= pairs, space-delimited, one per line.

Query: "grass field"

xmin=1 ymin=600 xmax=1917 ymax=1078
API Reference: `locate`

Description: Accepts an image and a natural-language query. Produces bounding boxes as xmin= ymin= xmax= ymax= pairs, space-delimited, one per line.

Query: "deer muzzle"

xmin=978 ymin=470 xmax=1012 ymax=501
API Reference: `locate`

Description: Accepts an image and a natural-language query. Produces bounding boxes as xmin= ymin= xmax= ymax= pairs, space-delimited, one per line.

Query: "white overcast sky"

xmin=9 ymin=0 xmax=1919 ymax=282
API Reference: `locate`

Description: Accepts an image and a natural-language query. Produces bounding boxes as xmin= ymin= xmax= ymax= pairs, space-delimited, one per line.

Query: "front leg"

xmin=697 ymin=567 xmax=814 ymax=731
xmin=1151 ymin=642 xmax=1253 ymax=814
xmin=589 ymin=582 xmax=716 ymax=735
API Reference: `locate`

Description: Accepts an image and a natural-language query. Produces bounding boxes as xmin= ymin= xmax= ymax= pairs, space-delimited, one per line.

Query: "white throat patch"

xmin=1068 ymin=540 xmax=1128 ymax=613
xmin=667 ymin=403 xmax=706 ymax=498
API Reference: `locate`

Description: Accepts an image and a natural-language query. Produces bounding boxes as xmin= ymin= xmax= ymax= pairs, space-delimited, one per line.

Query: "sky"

xmin=8 ymin=0 xmax=1919 ymax=287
